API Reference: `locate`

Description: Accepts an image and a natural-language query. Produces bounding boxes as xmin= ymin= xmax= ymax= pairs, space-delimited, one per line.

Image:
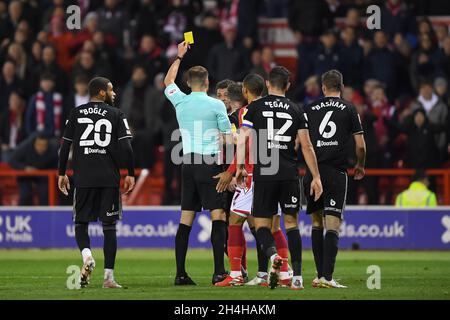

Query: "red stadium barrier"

xmin=0 ymin=167 xmax=142 ymax=206
xmin=0 ymin=166 xmax=449 ymax=206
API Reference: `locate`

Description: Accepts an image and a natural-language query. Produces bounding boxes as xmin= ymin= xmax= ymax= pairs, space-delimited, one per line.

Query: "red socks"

xmin=227 ymin=225 xmax=245 ymax=272
xmin=273 ymin=229 xmax=289 ymax=272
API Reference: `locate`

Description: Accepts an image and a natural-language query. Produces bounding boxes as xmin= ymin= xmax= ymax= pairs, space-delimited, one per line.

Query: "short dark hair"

xmin=75 ymin=74 xmax=89 ymax=85
xmin=243 ymin=73 xmax=265 ymax=96
xmin=40 ymin=72 xmax=55 ymax=82
xmin=88 ymin=77 xmax=110 ymax=97
xmin=321 ymin=69 xmax=343 ymax=92
xmin=228 ymin=83 xmax=246 ymax=105
xmin=187 ymin=66 xmax=208 ymax=87
xmin=268 ymin=66 xmax=291 ymax=90
xmin=215 ymin=79 xmax=235 ymax=92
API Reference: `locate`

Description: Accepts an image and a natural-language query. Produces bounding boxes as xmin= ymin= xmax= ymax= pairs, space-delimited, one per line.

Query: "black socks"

xmin=175 ymin=223 xmax=192 ymax=277
xmin=311 ymin=226 xmax=324 ymax=278
xmin=255 ymin=227 xmax=277 ymax=259
xmin=251 ymin=227 xmax=268 ymax=273
xmin=323 ymin=230 xmax=339 ymax=281
xmin=211 ymin=220 xmax=227 ymax=275
xmin=103 ymin=224 xmax=117 ymax=269
xmin=75 ymin=223 xmax=90 ymax=251
xmin=286 ymin=228 xmax=302 ymax=276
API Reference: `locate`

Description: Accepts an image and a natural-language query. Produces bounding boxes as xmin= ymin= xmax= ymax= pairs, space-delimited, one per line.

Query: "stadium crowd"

xmin=0 ymin=0 xmax=449 ymax=205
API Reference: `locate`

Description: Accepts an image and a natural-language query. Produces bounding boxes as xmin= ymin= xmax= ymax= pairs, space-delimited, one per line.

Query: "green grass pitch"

xmin=0 ymin=249 xmax=449 ymax=300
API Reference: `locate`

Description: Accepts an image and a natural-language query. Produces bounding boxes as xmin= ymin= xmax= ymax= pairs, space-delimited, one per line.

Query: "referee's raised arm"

xmin=164 ymin=41 xmax=189 ymax=87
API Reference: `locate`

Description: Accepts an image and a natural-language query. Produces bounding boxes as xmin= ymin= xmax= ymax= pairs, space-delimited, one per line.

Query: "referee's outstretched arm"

xmin=164 ymin=42 xmax=189 ymax=87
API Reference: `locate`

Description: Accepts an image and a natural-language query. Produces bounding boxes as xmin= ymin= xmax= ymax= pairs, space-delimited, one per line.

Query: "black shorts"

xmin=73 ymin=187 xmax=122 ymax=223
xmin=303 ymin=164 xmax=348 ymax=219
xmin=181 ymin=153 xmax=225 ymax=212
xmin=252 ymin=180 xmax=301 ymax=218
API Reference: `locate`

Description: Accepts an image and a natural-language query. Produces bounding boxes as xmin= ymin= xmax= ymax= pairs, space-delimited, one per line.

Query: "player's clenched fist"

xmin=58 ymin=175 xmax=70 ymax=196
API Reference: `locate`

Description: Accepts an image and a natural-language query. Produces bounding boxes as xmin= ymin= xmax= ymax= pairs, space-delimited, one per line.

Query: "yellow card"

xmin=184 ymin=31 xmax=194 ymax=44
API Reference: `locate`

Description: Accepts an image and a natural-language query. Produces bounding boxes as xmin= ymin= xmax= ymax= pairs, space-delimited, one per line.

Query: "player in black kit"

xmin=303 ymin=70 xmax=366 ymax=288
xmin=58 ymin=77 xmax=136 ymax=289
xmin=236 ymin=66 xmax=323 ymax=290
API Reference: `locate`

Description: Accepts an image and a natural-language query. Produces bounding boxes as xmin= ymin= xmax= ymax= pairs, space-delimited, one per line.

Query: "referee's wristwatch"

xmin=176 ymin=55 xmax=183 ymax=61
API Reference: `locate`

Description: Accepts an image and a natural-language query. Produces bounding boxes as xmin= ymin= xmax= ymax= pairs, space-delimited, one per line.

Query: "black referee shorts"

xmin=73 ymin=187 xmax=122 ymax=223
xmin=181 ymin=153 xmax=225 ymax=212
xmin=252 ymin=180 xmax=301 ymax=218
xmin=303 ymin=164 xmax=348 ymax=219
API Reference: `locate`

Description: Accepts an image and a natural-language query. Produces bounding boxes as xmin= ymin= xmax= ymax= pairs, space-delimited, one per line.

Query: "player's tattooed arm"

xmin=354 ymin=134 xmax=366 ymax=180
xmin=297 ymin=129 xmax=323 ymax=201
xmin=164 ymin=41 xmax=189 ymax=86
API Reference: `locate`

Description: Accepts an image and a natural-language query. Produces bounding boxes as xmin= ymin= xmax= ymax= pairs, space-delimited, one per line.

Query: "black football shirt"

xmin=304 ymin=96 xmax=363 ymax=170
xmin=62 ymin=102 xmax=132 ymax=188
xmin=243 ymin=95 xmax=308 ymax=181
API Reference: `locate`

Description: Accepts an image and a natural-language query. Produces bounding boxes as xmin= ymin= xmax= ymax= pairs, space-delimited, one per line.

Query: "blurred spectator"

xmin=5 ymin=42 xmax=28 ymax=81
xmin=434 ymin=77 xmax=449 ymax=106
xmin=70 ymin=12 xmax=99 ymax=52
xmin=369 ymin=85 xmax=397 ymax=166
xmin=163 ymin=0 xmax=192 ymax=44
xmin=394 ymin=109 xmax=441 ymax=168
xmin=250 ymin=46 xmax=275 ymax=80
xmin=9 ymin=133 xmax=58 ymax=205
xmin=97 ymin=0 xmax=129 ymax=46
xmin=47 ymin=14 xmax=74 ymax=73
xmin=134 ymin=0 xmax=159 ymax=41
xmin=395 ymin=169 xmax=437 ymax=207
xmin=134 ymin=34 xmax=168 ymax=84
xmin=409 ymin=33 xmax=439 ymax=91
xmin=364 ymin=31 xmax=397 ymax=98
xmin=63 ymin=75 xmax=89 ymax=122
xmin=435 ymin=24 xmax=449 ymax=48
xmin=121 ymin=66 xmax=162 ymax=168
xmin=227 ymin=82 xmax=246 ymax=113
xmin=237 ymin=0 xmax=260 ymax=49
xmin=410 ymin=81 xmax=449 ymax=162
xmin=0 ymin=91 xmax=25 ymax=162
xmin=30 ymin=41 xmax=42 ymax=66
xmin=71 ymin=50 xmax=111 ymax=85
xmin=340 ymin=26 xmax=364 ymax=89
xmin=32 ymin=45 xmax=66 ymax=95
xmin=208 ymin=25 xmax=249 ymax=84
xmin=294 ymin=34 xmax=317 ymax=101
xmin=303 ymin=75 xmax=322 ymax=106
xmin=380 ymin=0 xmax=416 ymax=39
xmin=436 ymin=36 xmax=450 ymax=80
xmin=215 ymin=79 xmax=234 ymax=113
xmin=312 ymin=29 xmax=341 ymax=76
xmin=183 ymin=11 xmax=223 ymax=68
xmin=218 ymin=0 xmax=239 ymax=33
xmin=0 ymin=0 xmax=23 ymax=44
xmin=0 ymin=60 xmax=23 ymax=116
xmin=393 ymin=34 xmax=413 ymax=96
xmin=288 ymin=0 xmax=332 ymax=38
xmin=25 ymin=73 xmax=62 ymax=138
